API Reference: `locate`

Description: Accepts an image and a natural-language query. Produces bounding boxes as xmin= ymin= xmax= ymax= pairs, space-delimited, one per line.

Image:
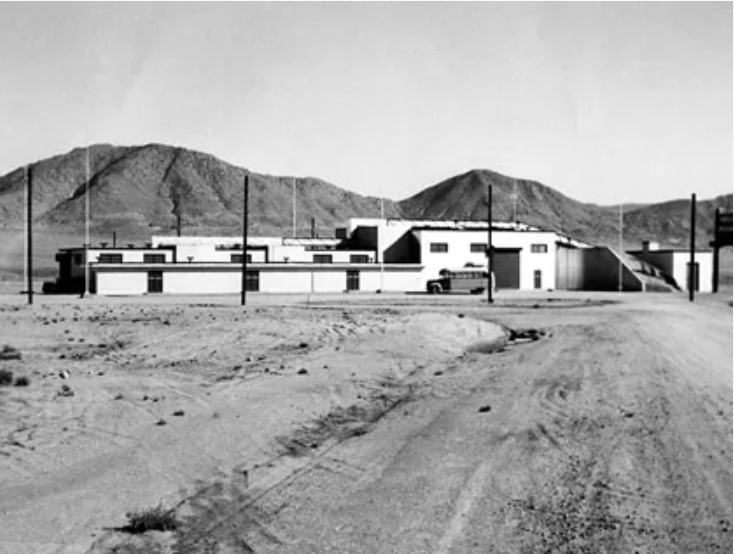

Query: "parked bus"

xmin=426 ymin=268 xmax=495 ymax=295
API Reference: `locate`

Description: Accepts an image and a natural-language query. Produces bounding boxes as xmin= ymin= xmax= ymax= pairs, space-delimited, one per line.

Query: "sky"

xmin=0 ymin=2 xmax=731 ymax=205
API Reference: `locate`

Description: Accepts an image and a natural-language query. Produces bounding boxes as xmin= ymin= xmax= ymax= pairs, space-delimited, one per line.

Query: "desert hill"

xmin=0 ymin=144 xmax=399 ymax=238
xmin=0 ymin=144 xmax=731 ymax=249
xmin=398 ymin=169 xmax=732 ymax=248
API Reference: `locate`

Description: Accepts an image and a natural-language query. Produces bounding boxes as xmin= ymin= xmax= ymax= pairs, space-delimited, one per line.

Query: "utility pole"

xmin=689 ymin=193 xmax=696 ymax=302
xmin=712 ymin=208 xmax=720 ymax=293
xmin=379 ymin=197 xmax=384 ymax=293
xmin=292 ymin=177 xmax=297 ymax=238
xmin=618 ymin=203 xmax=623 ymax=293
xmin=487 ymin=184 xmax=493 ymax=304
xmin=84 ymin=147 xmax=90 ymax=297
xmin=241 ymin=174 xmax=249 ymax=306
xmin=26 ymin=165 xmax=33 ymax=305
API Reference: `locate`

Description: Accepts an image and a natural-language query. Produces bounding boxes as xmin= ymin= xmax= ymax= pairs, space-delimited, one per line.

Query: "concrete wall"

xmin=556 ymin=247 xmax=643 ymax=291
xmin=93 ymin=264 xmax=424 ymax=295
xmin=629 ymin=251 xmax=713 ymax=293
xmin=95 ymin=270 xmax=149 ymax=295
xmin=671 ymin=252 xmax=713 ymax=293
xmin=412 ymin=229 xmax=557 ymax=290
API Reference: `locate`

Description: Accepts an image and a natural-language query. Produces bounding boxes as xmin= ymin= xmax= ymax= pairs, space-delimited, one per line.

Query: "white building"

xmin=627 ymin=242 xmax=714 ymax=293
xmin=46 ymin=218 xmax=688 ymax=296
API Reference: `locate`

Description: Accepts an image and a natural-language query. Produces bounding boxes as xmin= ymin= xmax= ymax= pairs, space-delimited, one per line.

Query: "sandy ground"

xmin=0 ymin=291 xmax=730 ymax=553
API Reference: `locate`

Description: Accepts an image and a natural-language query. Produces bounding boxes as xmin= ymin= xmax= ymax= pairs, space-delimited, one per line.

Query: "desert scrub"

xmin=14 ymin=375 xmax=31 ymax=387
xmin=0 ymin=369 xmax=14 ymax=386
xmin=0 ymin=345 xmax=21 ymax=361
xmin=125 ymin=504 xmax=179 ymax=534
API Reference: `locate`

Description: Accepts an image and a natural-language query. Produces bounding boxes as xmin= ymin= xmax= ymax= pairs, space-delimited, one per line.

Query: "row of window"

xmin=95 ymin=253 xmax=372 ymax=264
xmin=311 ymin=254 xmax=370 ymax=264
xmin=145 ymin=270 xmax=363 ymax=294
xmin=97 ymin=253 xmax=166 ymax=264
xmin=429 ymin=243 xmax=549 ymax=254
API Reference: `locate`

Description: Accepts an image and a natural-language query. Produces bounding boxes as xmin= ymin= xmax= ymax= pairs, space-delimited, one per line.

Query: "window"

xmin=534 ymin=270 xmax=542 ymax=290
xmin=313 ymin=254 xmax=333 ymax=263
xmin=231 ymin=254 xmax=252 ymax=263
xmin=350 ymin=254 xmax=369 ymax=263
xmin=143 ymin=254 xmax=165 ymax=264
xmin=147 ymin=271 xmax=163 ymax=293
xmin=430 ymin=243 xmax=449 ymax=253
xmin=99 ymin=253 xmax=123 ymax=264
xmin=245 ymin=270 xmax=260 ymax=292
xmin=74 ymin=254 xmax=83 ymax=265
xmin=531 ymin=244 xmax=548 ymax=254
xmin=470 ymin=243 xmax=487 ymax=253
xmin=347 ymin=270 xmax=360 ymax=291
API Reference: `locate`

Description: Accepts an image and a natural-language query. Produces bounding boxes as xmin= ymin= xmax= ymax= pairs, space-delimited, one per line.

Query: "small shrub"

xmin=0 ymin=345 xmax=21 ymax=361
xmin=14 ymin=375 xmax=31 ymax=387
xmin=172 ymin=410 xmax=184 ymax=417
xmin=125 ymin=504 xmax=178 ymax=534
xmin=156 ymin=419 xmax=167 ymax=426
xmin=0 ymin=369 xmax=14 ymax=386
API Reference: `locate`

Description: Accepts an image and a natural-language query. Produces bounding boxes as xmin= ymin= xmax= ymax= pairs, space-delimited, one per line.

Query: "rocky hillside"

xmin=0 ymin=144 xmax=731 ymax=248
xmin=0 ymin=144 xmax=399 ymax=237
xmin=398 ymin=169 xmax=732 ymax=248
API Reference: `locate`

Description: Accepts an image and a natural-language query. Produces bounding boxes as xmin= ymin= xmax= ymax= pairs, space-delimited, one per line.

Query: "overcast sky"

xmin=0 ymin=2 xmax=731 ymax=204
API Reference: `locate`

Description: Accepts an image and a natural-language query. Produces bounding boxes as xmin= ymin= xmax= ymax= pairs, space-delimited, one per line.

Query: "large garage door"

xmin=493 ymin=249 xmax=521 ymax=289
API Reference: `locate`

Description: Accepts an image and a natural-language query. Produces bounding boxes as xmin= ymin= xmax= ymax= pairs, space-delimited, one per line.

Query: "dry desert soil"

xmin=0 ymin=291 xmax=731 ymax=554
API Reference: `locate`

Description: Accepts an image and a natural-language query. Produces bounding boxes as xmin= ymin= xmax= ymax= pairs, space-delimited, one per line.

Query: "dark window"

xmin=531 ymin=244 xmax=548 ymax=253
xmin=350 ymin=254 xmax=369 ymax=263
xmin=74 ymin=254 xmax=83 ymax=265
xmin=430 ymin=243 xmax=449 ymax=253
xmin=470 ymin=243 xmax=487 ymax=253
xmin=245 ymin=270 xmax=260 ymax=291
xmin=534 ymin=270 xmax=542 ymax=290
xmin=231 ymin=254 xmax=252 ymax=263
xmin=347 ymin=270 xmax=360 ymax=291
xmin=313 ymin=254 xmax=333 ymax=263
xmin=143 ymin=254 xmax=165 ymax=264
xmin=147 ymin=271 xmax=163 ymax=293
xmin=99 ymin=253 xmax=123 ymax=264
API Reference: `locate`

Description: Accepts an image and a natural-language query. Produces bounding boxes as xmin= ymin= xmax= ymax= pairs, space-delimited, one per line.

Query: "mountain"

xmin=0 ymin=144 xmax=731 ymax=249
xmin=397 ymin=169 xmax=732 ymax=248
xmin=0 ymin=144 xmax=398 ymax=238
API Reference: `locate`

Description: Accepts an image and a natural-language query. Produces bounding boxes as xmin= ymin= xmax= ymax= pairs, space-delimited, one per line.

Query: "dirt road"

xmin=162 ymin=295 xmax=732 ymax=554
xmin=0 ymin=293 xmax=730 ymax=553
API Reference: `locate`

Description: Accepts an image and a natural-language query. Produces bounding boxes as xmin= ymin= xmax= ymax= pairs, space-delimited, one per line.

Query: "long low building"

xmin=45 ymin=218 xmax=702 ymax=295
